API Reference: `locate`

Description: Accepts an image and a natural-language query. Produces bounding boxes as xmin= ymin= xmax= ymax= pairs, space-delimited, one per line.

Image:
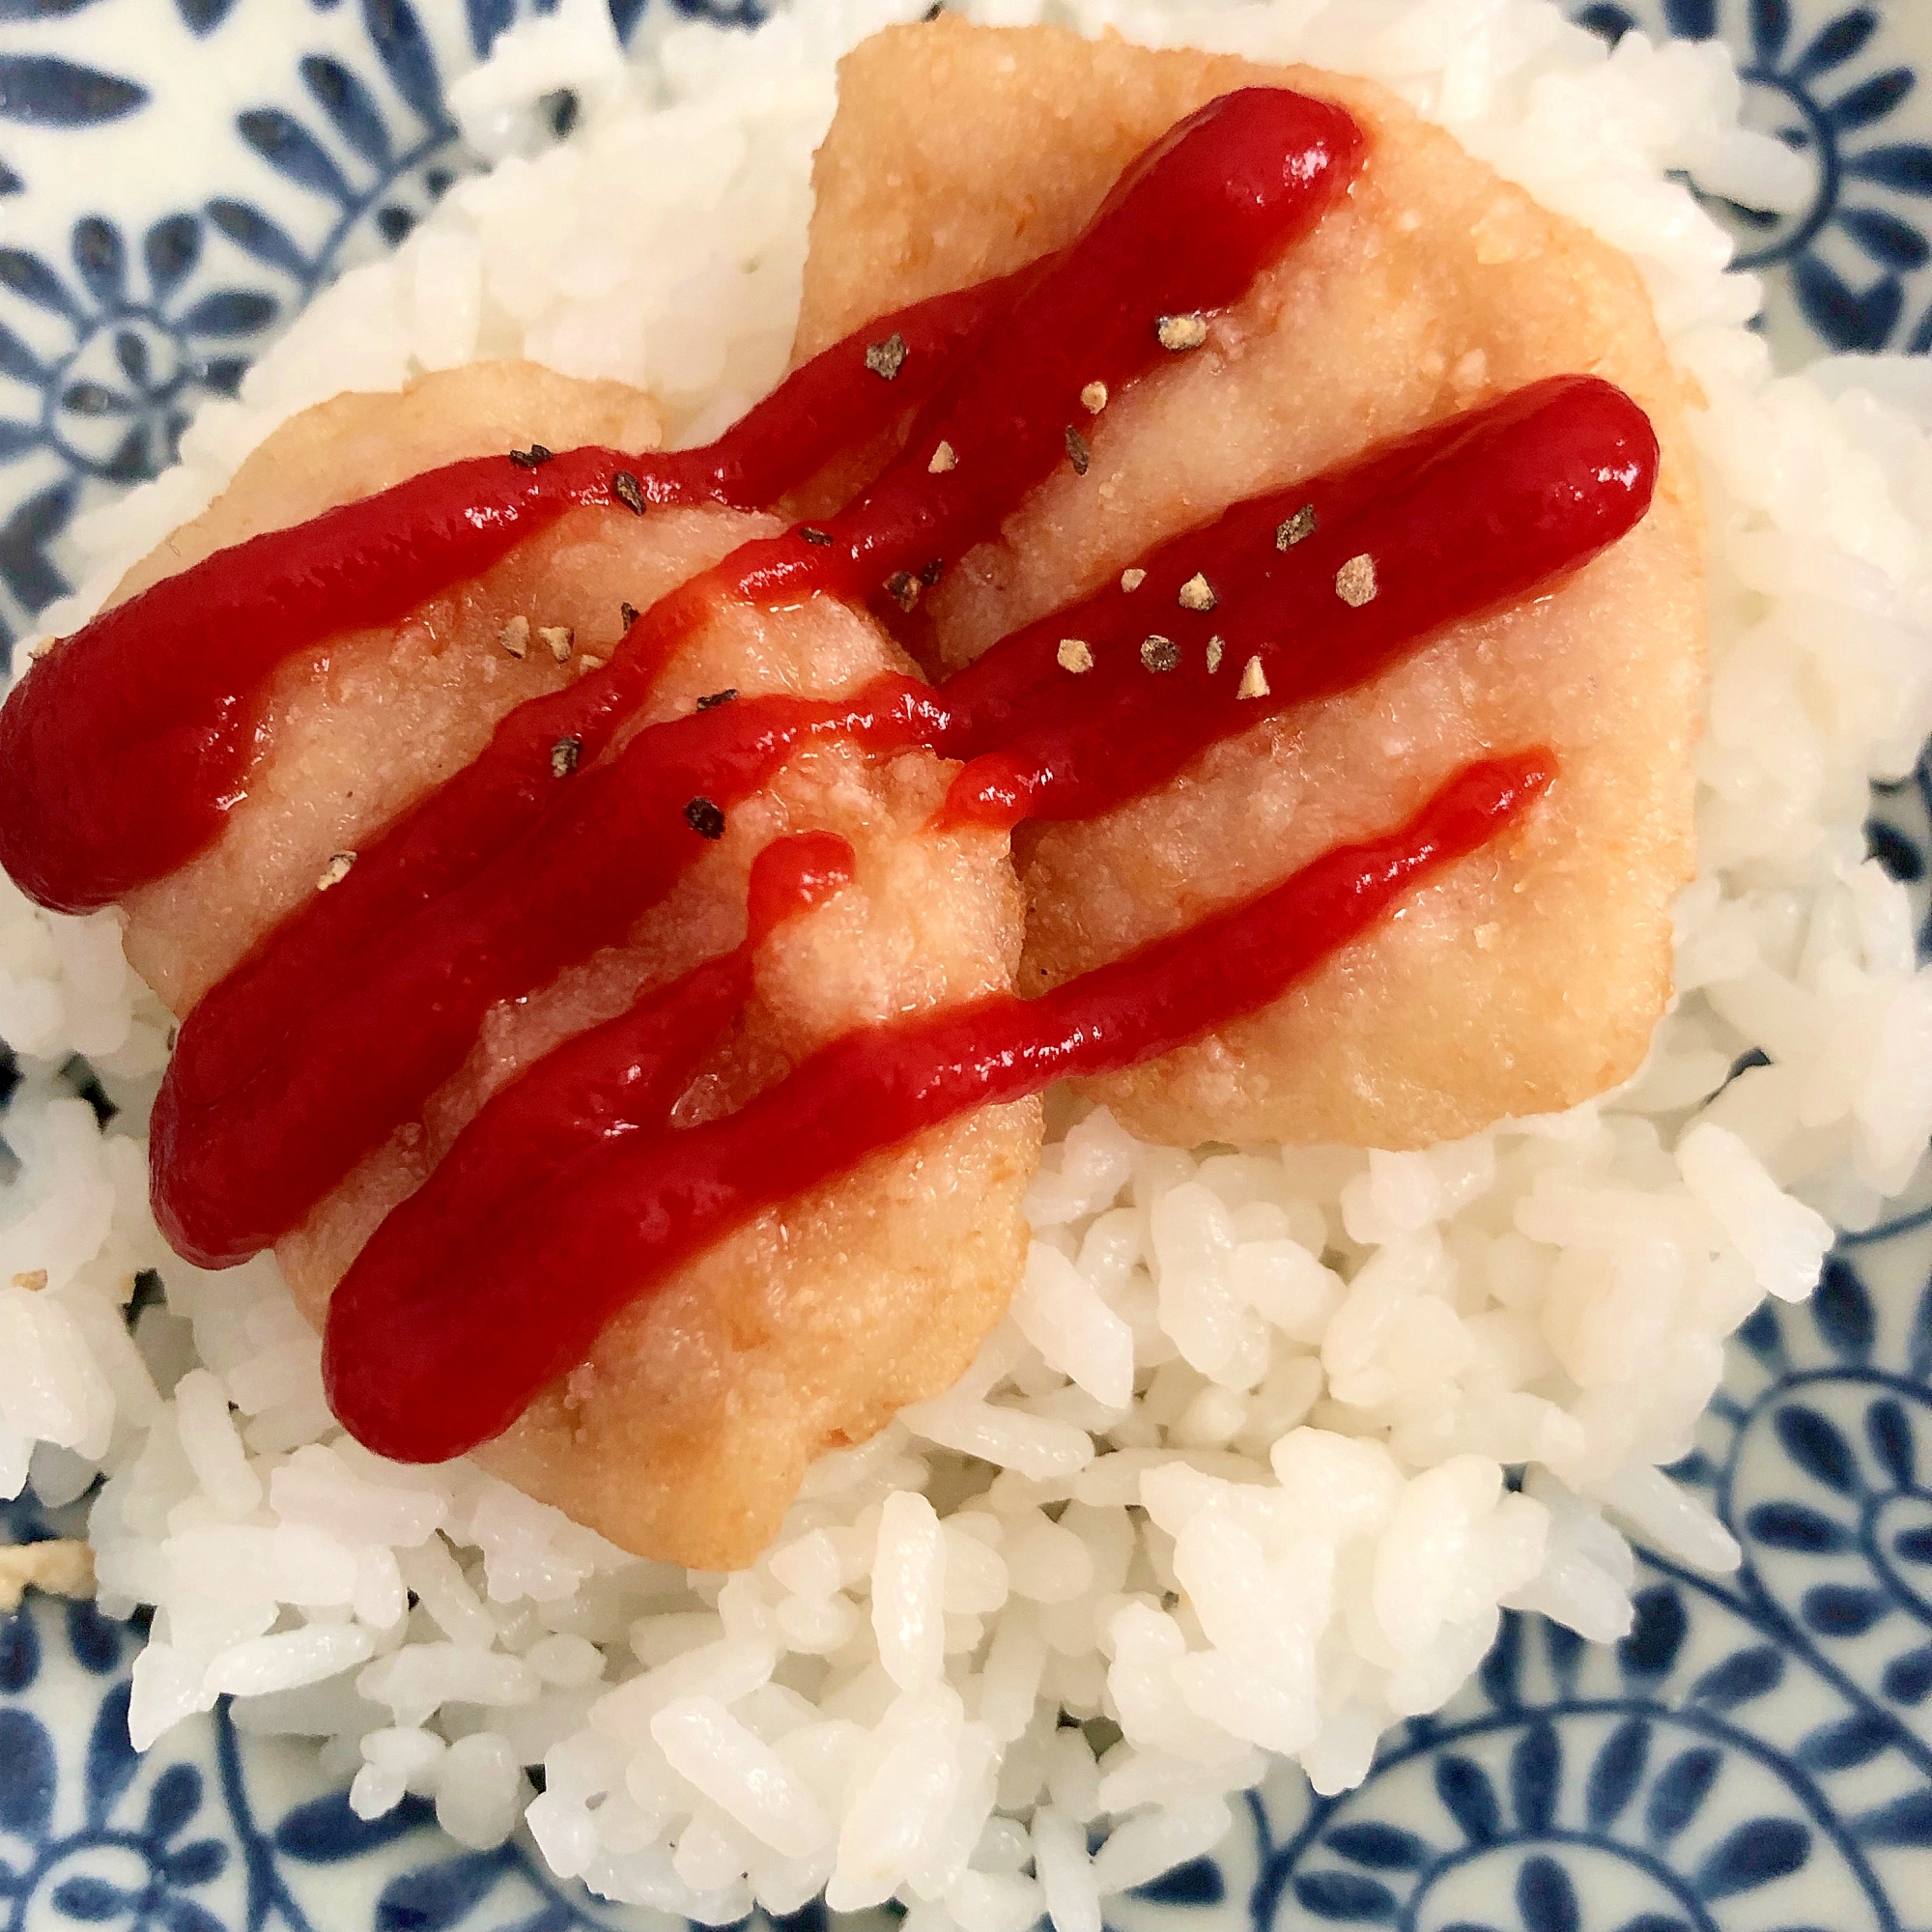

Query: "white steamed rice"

xmin=5 ymin=0 xmax=1932 ymax=1918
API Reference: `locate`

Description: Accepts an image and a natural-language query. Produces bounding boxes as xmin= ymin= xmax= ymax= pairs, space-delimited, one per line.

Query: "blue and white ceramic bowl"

xmin=4 ymin=3 xmax=1932 ymax=1928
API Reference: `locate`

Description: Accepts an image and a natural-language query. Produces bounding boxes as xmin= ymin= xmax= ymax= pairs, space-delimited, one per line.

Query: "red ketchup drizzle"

xmin=0 ymin=274 xmax=1018 ymax=912
xmin=0 ymin=84 xmax=1358 ymax=915
xmin=326 ymin=753 xmax=1551 ymax=1461
xmin=936 ymin=373 xmax=1657 ymax=826
xmin=0 ymin=82 xmax=1669 ymax=1471
xmin=153 ymin=372 xmax=1654 ymax=1270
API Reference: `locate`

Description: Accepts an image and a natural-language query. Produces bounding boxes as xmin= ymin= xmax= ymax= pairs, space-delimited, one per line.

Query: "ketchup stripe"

xmin=0 ymin=275 xmax=1019 ymax=914
xmin=938 ymin=372 xmax=1658 ymax=827
xmin=0 ymin=90 xmax=1358 ymax=916
xmin=152 ymin=685 xmax=934 ymax=1264
xmin=0 ymin=84 xmax=1666 ymax=1479
xmin=153 ymin=376 xmax=1657 ymax=1268
xmin=336 ymin=832 xmax=859 ymax=1295
xmin=325 ymin=753 xmax=1552 ymax=1463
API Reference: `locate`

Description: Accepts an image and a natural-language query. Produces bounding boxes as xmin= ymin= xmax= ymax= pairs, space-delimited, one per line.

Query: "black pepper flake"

xmin=1140 ymin=635 xmax=1180 ymax=673
xmin=886 ymin=570 xmax=920 ymax=612
xmin=1275 ymin=503 xmax=1317 ymax=551
xmin=919 ymin=557 xmax=945 ymax=587
xmin=684 ymin=796 xmax=726 ymax=840
xmin=865 ymin=331 xmax=909 ymax=381
xmin=922 ymin=1 xmax=943 ymax=17
xmin=551 ymin=736 xmax=582 ymax=778
xmin=611 ymin=470 xmax=646 ymax=515
xmin=621 ymin=601 xmax=640 ymax=630
xmin=801 ymin=526 xmax=833 ymax=546
xmin=696 ymin=688 xmax=739 ymax=711
xmin=508 ymin=443 xmax=554 ymax=469
xmin=1065 ymin=425 xmax=1092 ymax=476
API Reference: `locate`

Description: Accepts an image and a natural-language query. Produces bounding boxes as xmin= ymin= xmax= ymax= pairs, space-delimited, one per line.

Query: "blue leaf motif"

xmin=145 ymin=1761 xmax=202 ymax=1842
xmin=1775 ymin=1405 xmax=1861 ymax=1493
xmin=1801 ymin=1583 xmax=1889 ymax=1636
xmin=1324 ymin=1823 xmax=1431 ymax=1871
xmin=0 ymin=0 xmax=113 ymax=16
xmin=275 ymin=1789 xmax=434 ymax=1861
xmin=144 ymin=215 xmax=201 ymax=301
xmin=0 ymin=156 xmax=18 ymax=194
xmin=302 ymin=55 xmax=392 ymax=165
xmin=1619 ymin=1585 xmax=1688 ymax=1676
xmin=1510 ymin=1719 xmax=1560 ymax=1833
xmin=1749 ymin=0 xmax=1790 ymax=62
xmin=0 ymin=476 xmax=77 ymax=609
xmin=1137 ymin=1857 xmax=1223 ymax=1905
xmin=177 ymin=289 xmax=277 ymax=337
xmin=1828 ymin=69 xmax=1914 ymax=135
xmin=239 ymin=109 xmax=355 ymax=207
xmin=205 ymin=200 xmax=311 ymax=279
xmin=1662 ymin=0 xmax=1716 ymax=38
xmin=71 ymin=216 xmax=124 ymax=306
xmin=1613 ymin=1918 xmax=1690 ymax=1932
xmin=376 ymin=1854 xmax=510 ymax=1932
xmin=1845 ymin=145 xmax=1932 ymax=197
xmin=1746 ymin=1499 xmax=1848 ymax=1551
xmin=0 ymin=1607 xmax=39 ymax=1691
xmin=0 ymin=246 xmax=77 ymax=317
xmin=1867 ymin=817 xmax=1924 ymax=881
xmin=608 ymin=0 xmax=649 ymax=43
xmin=1689 ymin=1645 xmax=1783 ymax=1709
xmin=364 ymin=0 xmax=446 ymax=127
xmin=1865 ymin=1395 xmax=1915 ymax=1488
xmin=1737 ymin=1302 xmax=1783 ymax=1364
xmin=1586 ymin=1719 xmax=1648 ymax=1829
xmin=0 ymin=1708 xmax=54 ymax=1837
xmin=1480 ymin=1608 xmax=1523 ymax=1707
xmin=468 ymin=0 xmax=512 ymax=54
xmin=201 ymin=356 xmax=247 ymax=396
xmin=64 ymin=1600 xmax=121 ymax=1675
xmin=1795 ymin=254 xmax=1904 ymax=349
xmin=1814 ymin=1257 xmax=1875 ymax=1357
xmin=0 ymin=55 xmax=147 ymax=127
xmin=1838 ymin=206 xmax=1931 ymax=270
xmin=1796 ymin=1711 xmax=1900 ymax=1771
xmin=174 ymin=0 xmax=238 ymax=29
xmin=1645 ymin=1747 xmax=1719 ymax=1843
xmin=53 ymin=1876 xmax=135 ymax=1920
xmin=1543 ymin=1618 xmax=1585 ymax=1690
xmin=83 ymin=1680 xmax=139 ymax=1825
xmin=1883 ymin=1643 xmax=1932 ymax=1703
xmin=1435 ymin=1756 xmax=1501 ymax=1845
xmin=1291 ymin=1871 xmax=1398 ymax=1922
xmin=1852 ymin=1789 xmax=1932 ymax=1844
xmin=1793 ymin=6 xmax=1877 ymax=80
xmin=1896 ymin=1522 xmax=1932 ymax=1562
xmin=1912 ymin=1278 xmax=1932 ymax=1379
xmin=1692 ymin=1818 xmax=1808 ymax=1898
xmin=1517 ymin=1856 xmax=1580 ymax=1932
xmin=163 ymin=1839 xmax=227 ymax=1886
xmin=159 ymin=1895 xmax=228 ymax=1932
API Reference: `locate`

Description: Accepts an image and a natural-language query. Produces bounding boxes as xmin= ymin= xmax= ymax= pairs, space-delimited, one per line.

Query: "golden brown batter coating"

xmin=114 ymin=363 xmax=1040 ymax=1570
xmin=799 ymin=19 xmax=1705 ymax=1149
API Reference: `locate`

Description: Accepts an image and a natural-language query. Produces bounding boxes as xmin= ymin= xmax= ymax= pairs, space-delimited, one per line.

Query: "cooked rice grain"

xmin=5 ymin=0 xmax=1932 ymax=1919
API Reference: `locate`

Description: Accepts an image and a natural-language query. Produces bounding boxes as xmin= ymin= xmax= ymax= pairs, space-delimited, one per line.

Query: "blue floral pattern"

xmin=6 ymin=1 xmax=1932 ymax=1929
xmin=1577 ymin=1 xmax=1932 ymax=356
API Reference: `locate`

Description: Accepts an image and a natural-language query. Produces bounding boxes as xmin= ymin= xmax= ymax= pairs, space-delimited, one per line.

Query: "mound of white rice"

xmin=7 ymin=0 xmax=1932 ymax=1919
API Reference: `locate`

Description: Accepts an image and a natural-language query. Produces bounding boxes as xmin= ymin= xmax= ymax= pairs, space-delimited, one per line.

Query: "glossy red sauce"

xmin=328 ymin=753 xmax=1550 ymax=1461
xmin=0 ymin=83 xmax=1666 ymax=1466
xmin=154 ymin=372 xmax=1656 ymax=1270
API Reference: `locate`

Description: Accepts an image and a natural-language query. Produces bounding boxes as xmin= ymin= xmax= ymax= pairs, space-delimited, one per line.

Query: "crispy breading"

xmin=799 ymin=20 xmax=1705 ymax=1148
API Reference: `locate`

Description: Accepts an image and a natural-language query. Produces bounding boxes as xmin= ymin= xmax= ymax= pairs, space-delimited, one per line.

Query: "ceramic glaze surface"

xmin=3 ymin=2 xmax=1931 ymax=1928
